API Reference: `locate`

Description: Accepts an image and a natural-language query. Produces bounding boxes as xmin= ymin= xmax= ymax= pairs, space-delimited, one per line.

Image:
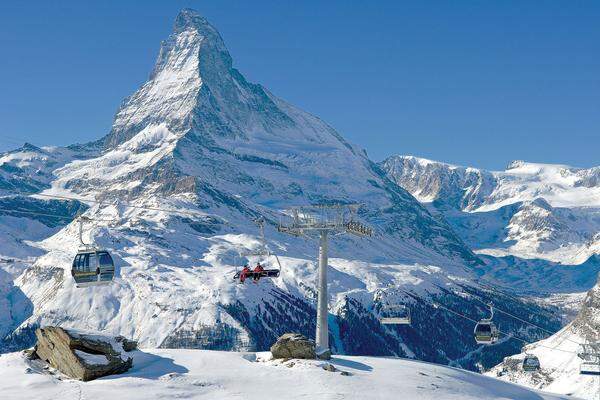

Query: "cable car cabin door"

xmin=72 ymin=253 xmax=95 ymax=287
xmin=97 ymin=251 xmax=115 ymax=284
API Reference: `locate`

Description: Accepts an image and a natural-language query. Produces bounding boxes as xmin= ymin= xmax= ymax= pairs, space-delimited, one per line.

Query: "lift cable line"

xmin=440 ymin=285 xmax=584 ymax=348
xmin=0 ymin=207 xmax=86 ymax=222
xmin=394 ymin=287 xmax=580 ymax=356
xmin=278 ymin=204 xmax=372 ymax=358
xmin=471 ymin=293 xmax=582 ymax=346
xmin=3 ymin=198 xmax=579 ymax=349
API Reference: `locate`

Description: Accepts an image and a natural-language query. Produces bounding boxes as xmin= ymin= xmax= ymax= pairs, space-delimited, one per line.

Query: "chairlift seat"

xmin=379 ymin=304 xmax=411 ymax=325
xmin=233 ymin=269 xmax=280 ymax=281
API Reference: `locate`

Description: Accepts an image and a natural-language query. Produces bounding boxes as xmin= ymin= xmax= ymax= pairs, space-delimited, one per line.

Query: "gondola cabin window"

xmin=74 ymin=253 xmax=90 ymax=273
xmin=89 ymin=253 xmax=97 ymax=271
xmin=98 ymin=252 xmax=113 ymax=267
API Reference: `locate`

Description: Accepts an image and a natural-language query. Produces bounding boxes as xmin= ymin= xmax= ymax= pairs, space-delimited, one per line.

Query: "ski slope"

xmin=0 ymin=349 xmax=573 ymax=400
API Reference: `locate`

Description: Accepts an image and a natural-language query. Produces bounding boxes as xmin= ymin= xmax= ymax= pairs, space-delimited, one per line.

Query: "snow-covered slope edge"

xmin=487 ymin=276 xmax=600 ymax=400
xmin=0 ymin=349 xmax=573 ymax=400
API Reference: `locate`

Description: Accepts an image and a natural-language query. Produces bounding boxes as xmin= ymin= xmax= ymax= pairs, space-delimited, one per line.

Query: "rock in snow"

xmin=34 ymin=326 xmax=136 ymax=381
xmin=270 ymin=333 xmax=316 ymax=360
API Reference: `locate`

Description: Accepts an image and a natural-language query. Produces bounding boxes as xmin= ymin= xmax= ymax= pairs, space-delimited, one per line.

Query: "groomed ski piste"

xmin=0 ymin=349 xmax=573 ymax=400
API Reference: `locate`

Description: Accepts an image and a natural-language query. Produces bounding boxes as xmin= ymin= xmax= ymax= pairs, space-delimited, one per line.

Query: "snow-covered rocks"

xmin=33 ymin=326 xmax=136 ymax=381
xmin=270 ymin=333 xmax=316 ymax=360
xmin=381 ymin=155 xmax=600 ymax=266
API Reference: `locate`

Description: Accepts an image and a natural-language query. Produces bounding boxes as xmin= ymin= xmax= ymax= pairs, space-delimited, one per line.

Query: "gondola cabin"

xmin=522 ymin=354 xmax=540 ymax=372
xmin=380 ymin=305 xmax=411 ymax=325
xmin=71 ymin=249 xmax=115 ymax=287
xmin=474 ymin=320 xmax=499 ymax=345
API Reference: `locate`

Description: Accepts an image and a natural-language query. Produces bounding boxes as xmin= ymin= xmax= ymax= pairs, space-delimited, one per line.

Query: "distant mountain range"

xmin=381 ymin=155 xmax=600 ymax=398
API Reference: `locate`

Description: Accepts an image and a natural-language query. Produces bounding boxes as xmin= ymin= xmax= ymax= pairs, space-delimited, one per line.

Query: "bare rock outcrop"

xmin=33 ymin=326 xmax=136 ymax=381
xmin=270 ymin=333 xmax=316 ymax=359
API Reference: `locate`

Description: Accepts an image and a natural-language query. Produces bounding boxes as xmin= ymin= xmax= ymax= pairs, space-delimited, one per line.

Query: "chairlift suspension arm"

xmin=78 ymin=216 xmax=89 ymax=247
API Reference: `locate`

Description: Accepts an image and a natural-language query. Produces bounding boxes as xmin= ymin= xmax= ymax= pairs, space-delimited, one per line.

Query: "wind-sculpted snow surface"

xmin=0 ymin=349 xmax=572 ymax=400
xmin=0 ymin=8 xmax=564 ymax=373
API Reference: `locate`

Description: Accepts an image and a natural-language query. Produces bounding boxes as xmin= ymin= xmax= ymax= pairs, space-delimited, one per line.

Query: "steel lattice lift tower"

xmin=278 ymin=204 xmax=372 ymax=358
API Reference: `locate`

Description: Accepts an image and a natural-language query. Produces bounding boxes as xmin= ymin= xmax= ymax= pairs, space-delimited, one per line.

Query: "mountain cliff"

xmin=381 ymin=155 xmax=600 ymax=295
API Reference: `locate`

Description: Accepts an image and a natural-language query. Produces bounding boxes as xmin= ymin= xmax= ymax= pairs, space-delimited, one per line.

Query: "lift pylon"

xmin=278 ymin=204 xmax=372 ymax=358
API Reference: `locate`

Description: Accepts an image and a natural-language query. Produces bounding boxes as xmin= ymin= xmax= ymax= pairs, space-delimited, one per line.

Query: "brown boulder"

xmin=34 ymin=326 xmax=135 ymax=381
xmin=270 ymin=333 xmax=316 ymax=359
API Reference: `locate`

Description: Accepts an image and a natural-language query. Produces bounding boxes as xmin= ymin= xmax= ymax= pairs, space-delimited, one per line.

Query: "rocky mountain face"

xmin=0 ymin=9 xmax=566 ymax=371
xmin=381 ymin=155 xmax=600 ymax=295
xmin=380 ymin=155 xmax=497 ymax=211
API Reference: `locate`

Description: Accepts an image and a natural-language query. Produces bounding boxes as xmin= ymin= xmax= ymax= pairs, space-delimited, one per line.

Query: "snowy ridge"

xmin=382 ymin=155 xmax=600 ymax=211
xmin=381 ymin=155 xmax=600 ymax=265
xmin=0 ymin=349 xmax=572 ymax=400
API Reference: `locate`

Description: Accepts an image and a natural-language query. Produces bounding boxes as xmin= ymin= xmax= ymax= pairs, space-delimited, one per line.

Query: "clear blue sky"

xmin=0 ymin=1 xmax=598 ymax=170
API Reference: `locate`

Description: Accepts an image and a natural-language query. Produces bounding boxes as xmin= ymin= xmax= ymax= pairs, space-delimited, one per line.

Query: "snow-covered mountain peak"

xmin=106 ymin=15 xmax=204 ymax=147
xmin=381 ymin=155 xmax=600 ymax=265
xmin=166 ymin=8 xmax=232 ymax=82
xmin=106 ymin=8 xmax=321 ymax=155
xmin=173 ymin=8 xmax=217 ymax=33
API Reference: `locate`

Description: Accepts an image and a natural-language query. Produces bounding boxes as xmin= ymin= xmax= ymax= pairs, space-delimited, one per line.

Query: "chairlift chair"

xmin=580 ymin=362 xmax=600 ymax=376
xmin=578 ymin=342 xmax=600 ymax=375
xmin=233 ymin=218 xmax=281 ymax=283
xmin=380 ymin=304 xmax=411 ymax=325
xmin=474 ymin=303 xmax=499 ymax=345
xmin=71 ymin=216 xmax=115 ymax=287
